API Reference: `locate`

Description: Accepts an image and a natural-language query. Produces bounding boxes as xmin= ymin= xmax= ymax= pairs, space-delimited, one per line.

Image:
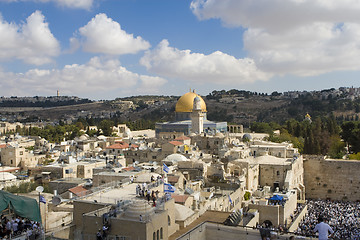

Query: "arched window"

xmin=168 ymin=215 xmax=171 ymax=226
xmin=160 ymin=228 xmax=163 ymax=239
xmin=157 ymin=230 xmax=159 ymax=240
xmin=153 ymin=232 xmax=156 ymax=240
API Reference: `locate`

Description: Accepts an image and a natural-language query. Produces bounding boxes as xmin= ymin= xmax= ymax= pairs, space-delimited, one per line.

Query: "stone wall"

xmin=288 ymin=205 xmax=307 ymax=232
xmin=303 ymin=155 xmax=360 ymax=201
xmin=248 ymin=204 xmax=280 ymax=226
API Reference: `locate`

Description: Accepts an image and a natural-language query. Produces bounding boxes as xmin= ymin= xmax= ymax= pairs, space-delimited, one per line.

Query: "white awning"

xmin=0 ymin=172 xmax=17 ymax=181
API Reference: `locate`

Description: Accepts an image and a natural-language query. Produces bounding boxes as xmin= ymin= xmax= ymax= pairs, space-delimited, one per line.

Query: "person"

xmin=96 ymin=229 xmax=102 ymax=240
xmin=147 ymin=192 xmax=151 ymax=203
xmin=314 ymin=216 xmax=334 ymax=240
xmin=136 ymin=184 xmax=141 ymax=196
xmin=102 ymin=224 xmax=108 ymax=239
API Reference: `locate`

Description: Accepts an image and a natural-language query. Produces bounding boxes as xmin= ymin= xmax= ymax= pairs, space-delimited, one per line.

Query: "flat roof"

xmin=169 ymin=211 xmax=230 ymax=240
xmin=82 ymin=182 xmax=139 ymax=203
xmin=252 ymin=155 xmax=292 ymax=165
xmin=95 ymin=171 xmax=134 ymax=177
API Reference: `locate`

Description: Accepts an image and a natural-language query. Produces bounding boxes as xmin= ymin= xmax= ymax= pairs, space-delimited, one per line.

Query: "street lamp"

xmin=35 ymin=185 xmax=44 ymax=209
xmin=35 ymin=186 xmax=45 ymax=236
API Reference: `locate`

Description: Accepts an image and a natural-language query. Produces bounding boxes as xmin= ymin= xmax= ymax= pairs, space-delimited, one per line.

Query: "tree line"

xmin=9 ymin=117 xmax=157 ymax=143
xmin=250 ymin=116 xmax=360 ymax=159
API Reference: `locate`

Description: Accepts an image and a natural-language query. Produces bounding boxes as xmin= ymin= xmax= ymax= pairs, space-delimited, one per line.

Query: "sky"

xmin=0 ymin=0 xmax=360 ymax=100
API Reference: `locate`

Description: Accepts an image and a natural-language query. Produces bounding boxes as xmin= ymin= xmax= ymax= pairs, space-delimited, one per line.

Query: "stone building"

xmin=0 ymin=144 xmax=41 ymax=169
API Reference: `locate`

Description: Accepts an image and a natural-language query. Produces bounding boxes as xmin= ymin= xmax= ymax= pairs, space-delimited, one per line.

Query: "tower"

xmin=191 ymin=96 xmax=204 ymax=134
xmin=304 ymin=113 xmax=312 ymax=123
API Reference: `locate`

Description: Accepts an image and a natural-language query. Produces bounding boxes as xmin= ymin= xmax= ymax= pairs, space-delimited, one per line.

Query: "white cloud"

xmin=245 ymin=23 xmax=360 ymax=76
xmin=140 ymin=39 xmax=271 ymax=84
xmin=0 ymin=11 xmax=60 ymax=65
xmin=55 ymin=0 xmax=93 ymax=10
xmin=190 ymin=0 xmax=360 ymax=32
xmin=0 ymin=57 xmax=167 ymax=98
xmin=74 ymin=13 xmax=150 ymax=55
xmin=190 ymin=0 xmax=360 ymax=76
xmin=0 ymin=0 xmax=94 ymax=10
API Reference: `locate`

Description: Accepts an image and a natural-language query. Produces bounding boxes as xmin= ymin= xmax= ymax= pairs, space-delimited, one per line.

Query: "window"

xmin=10 ymin=160 xmax=13 ymax=164
xmin=20 ymin=151 xmax=23 ymax=155
xmin=276 ymin=171 xmax=280 ymax=176
xmin=153 ymin=232 xmax=156 ymax=240
xmin=152 ymin=156 xmax=156 ymax=160
xmin=160 ymin=228 xmax=163 ymax=239
xmin=157 ymin=230 xmax=159 ymax=240
xmin=168 ymin=216 xmax=171 ymax=226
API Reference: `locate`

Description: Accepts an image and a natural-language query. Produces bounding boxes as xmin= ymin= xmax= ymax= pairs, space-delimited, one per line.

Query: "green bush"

xmin=244 ymin=191 xmax=251 ymax=201
xmin=4 ymin=181 xmax=51 ymax=193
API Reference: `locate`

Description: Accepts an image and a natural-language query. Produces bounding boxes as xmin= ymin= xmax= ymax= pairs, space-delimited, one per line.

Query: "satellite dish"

xmin=36 ymin=186 xmax=44 ymax=193
xmin=52 ymin=196 xmax=63 ymax=206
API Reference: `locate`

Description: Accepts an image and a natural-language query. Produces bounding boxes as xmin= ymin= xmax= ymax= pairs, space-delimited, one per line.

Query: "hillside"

xmin=1 ymin=88 xmax=360 ymax=126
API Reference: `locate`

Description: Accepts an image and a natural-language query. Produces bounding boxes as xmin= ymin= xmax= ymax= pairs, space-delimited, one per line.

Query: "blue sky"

xmin=0 ymin=0 xmax=360 ymax=100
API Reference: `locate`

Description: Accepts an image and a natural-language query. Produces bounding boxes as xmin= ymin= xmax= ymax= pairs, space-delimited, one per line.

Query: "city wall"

xmin=303 ymin=155 xmax=360 ymax=201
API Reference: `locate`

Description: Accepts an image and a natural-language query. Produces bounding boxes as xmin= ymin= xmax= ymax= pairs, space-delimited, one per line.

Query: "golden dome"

xmin=175 ymin=92 xmax=207 ymax=113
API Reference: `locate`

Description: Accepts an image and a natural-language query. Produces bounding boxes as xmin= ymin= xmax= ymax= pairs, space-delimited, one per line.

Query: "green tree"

xmin=98 ymin=119 xmax=114 ymax=136
xmin=328 ymin=136 xmax=345 ymax=159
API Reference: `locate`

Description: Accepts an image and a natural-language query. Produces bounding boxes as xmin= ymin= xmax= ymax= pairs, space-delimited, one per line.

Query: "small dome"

xmin=175 ymin=92 xmax=207 ymax=113
xmin=165 ymin=153 xmax=189 ymax=163
xmin=215 ymin=132 xmax=224 ymax=138
xmin=125 ymin=201 xmax=154 ymax=218
xmin=243 ymin=133 xmax=252 ymax=141
xmin=78 ymin=134 xmax=89 ymax=141
xmin=97 ymin=135 xmax=107 ymax=140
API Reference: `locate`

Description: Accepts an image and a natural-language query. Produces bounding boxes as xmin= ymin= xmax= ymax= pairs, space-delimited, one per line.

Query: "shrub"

xmin=244 ymin=191 xmax=251 ymax=201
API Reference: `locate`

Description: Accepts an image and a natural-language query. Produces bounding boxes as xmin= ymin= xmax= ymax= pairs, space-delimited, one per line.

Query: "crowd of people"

xmin=295 ymin=199 xmax=360 ymax=239
xmin=135 ymin=176 xmax=163 ymax=207
xmin=0 ymin=214 xmax=43 ymax=239
xmin=136 ymin=183 xmax=160 ymax=207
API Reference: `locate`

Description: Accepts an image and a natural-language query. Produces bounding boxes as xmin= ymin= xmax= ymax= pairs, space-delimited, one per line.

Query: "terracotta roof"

xmin=168 ymin=141 xmax=183 ymax=146
xmin=106 ymin=143 xmax=129 ymax=149
xmin=174 ymin=136 xmax=190 ymax=141
xmin=69 ymin=185 xmax=88 ymax=197
xmin=122 ymin=166 xmax=135 ymax=171
xmin=0 ymin=144 xmax=6 ymax=149
xmin=171 ymin=194 xmax=189 ymax=204
xmin=168 ymin=175 xmax=180 ymax=183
